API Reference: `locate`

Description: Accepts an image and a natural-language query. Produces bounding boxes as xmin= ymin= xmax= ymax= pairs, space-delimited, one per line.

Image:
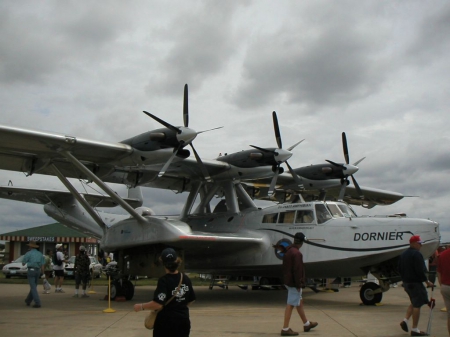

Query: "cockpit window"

xmin=262 ymin=213 xmax=278 ymax=224
xmin=278 ymin=211 xmax=295 ymax=224
xmin=338 ymin=204 xmax=356 ymax=218
xmin=315 ymin=204 xmax=332 ymax=224
xmin=327 ymin=204 xmax=344 ymax=218
xmin=295 ymin=210 xmax=315 ymax=224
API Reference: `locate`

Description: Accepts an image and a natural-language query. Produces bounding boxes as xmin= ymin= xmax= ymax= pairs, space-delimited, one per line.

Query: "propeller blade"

xmin=268 ymin=168 xmax=280 ymax=196
xmin=183 ymin=84 xmax=189 ymax=127
xmin=249 ymin=145 xmax=274 ymax=153
xmin=143 ymin=111 xmax=180 ymax=134
xmin=353 ymin=157 xmax=366 ymax=166
xmin=196 ymin=126 xmax=224 ymax=134
xmin=342 ymin=132 xmax=349 ymax=164
xmin=287 ymin=139 xmax=305 ymax=151
xmin=273 ymin=111 xmax=282 ymax=149
xmin=351 ymin=175 xmax=363 ymax=198
xmin=190 ymin=143 xmax=213 ymax=182
xmin=158 ymin=143 xmax=183 ymax=178
xmin=325 ymin=159 xmax=345 ymax=168
xmin=286 ymin=161 xmax=304 ymax=190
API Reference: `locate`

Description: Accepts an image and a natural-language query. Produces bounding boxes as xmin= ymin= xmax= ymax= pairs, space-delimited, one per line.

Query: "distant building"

xmin=0 ymin=223 xmax=99 ymax=262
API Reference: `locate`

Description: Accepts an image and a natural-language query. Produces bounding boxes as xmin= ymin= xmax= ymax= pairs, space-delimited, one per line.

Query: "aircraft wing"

xmin=0 ymin=124 xmax=233 ymax=186
xmin=0 ymin=186 xmax=143 ymax=208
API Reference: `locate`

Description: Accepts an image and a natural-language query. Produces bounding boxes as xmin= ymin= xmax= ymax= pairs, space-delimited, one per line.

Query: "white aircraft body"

xmin=0 ymin=85 xmax=439 ymax=304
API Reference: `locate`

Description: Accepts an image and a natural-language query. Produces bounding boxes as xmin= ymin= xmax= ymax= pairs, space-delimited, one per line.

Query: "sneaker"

xmin=72 ymin=294 xmax=78 ymax=298
xmin=411 ymin=331 xmax=428 ymax=336
xmin=25 ymin=300 xmax=30 ymax=306
xmin=400 ymin=321 xmax=408 ymax=332
xmin=81 ymin=294 xmax=89 ymax=298
xmin=304 ymin=322 xmax=318 ymax=332
xmin=280 ymin=328 xmax=299 ymax=336
xmin=58 ymin=289 xmax=65 ymax=293
xmin=55 ymin=289 xmax=59 ymax=293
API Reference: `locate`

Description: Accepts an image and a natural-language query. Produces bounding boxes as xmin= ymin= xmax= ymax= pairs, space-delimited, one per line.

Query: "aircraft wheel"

xmin=122 ymin=279 xmax=135 ymax=300
xmin=360 ymin=282 xmax=383 ymax=305
xmin=108 ymin=280 xmax=121 ymax=300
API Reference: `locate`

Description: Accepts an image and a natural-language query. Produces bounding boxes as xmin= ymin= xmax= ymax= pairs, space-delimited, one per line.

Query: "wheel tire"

xmin=360 ymin=282 xmax=383 ymax=305
xmin=108 ymin=280 xmax=121 ymax=300
xmin=122 ymin=279 xmax=135 ymax=300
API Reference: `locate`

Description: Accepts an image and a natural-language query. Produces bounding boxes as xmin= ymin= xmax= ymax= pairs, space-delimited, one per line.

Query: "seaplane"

xmin=0 ymin=85 xmax=440 ymax=305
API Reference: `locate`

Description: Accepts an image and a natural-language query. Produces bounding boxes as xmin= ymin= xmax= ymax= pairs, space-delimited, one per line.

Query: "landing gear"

xmin=359 ymin=282 xmax=383 ymax=305
xmin=108 ymin=279 xmax=135 ymax=300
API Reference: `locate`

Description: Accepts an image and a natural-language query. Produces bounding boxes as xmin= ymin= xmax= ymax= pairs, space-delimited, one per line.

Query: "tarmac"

xmin=0 ymin=282 xmax=448 ymax=337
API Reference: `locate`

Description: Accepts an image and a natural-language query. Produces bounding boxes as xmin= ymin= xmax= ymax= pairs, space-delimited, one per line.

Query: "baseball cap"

xmin=161 ymin=248 xmax=177 ymax=263
xmin=79 ymin=246 xmax=86 ymax=251
xmin=410 ymin=235 xmax=423 ymax=244
xmin=55 ymin=244 xmax=63 ymax=249
xmin=294 ymin=232 xmax=306 ymax=244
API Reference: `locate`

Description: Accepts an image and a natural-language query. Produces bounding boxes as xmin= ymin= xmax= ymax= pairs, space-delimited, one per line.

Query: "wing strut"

xmin=59 ymin=151 xmax=147 ymax=224
xmin=50 ymin=163 xmax=107 ymax=233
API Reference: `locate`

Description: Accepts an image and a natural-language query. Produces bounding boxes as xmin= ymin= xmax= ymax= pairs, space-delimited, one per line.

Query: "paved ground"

xmin=0 ymin=282 xmax=448 ymax=336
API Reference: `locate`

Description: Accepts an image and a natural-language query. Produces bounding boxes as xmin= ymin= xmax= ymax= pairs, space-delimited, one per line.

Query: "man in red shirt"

xmin=437 ymin=246 xmax=450 ymax=336
xmin=280 ymin=232 xmax=318 ymax=336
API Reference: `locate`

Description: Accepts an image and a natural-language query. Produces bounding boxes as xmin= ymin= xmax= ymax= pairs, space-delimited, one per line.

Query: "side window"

xmin=327 ymin=204 xmax=344 ymax=218
xmin=315 ymin=204 xmax=332 ymax=224
xmin=278 ymin=211 xmax=295 ymax=224
xmin=262 ymin=213 xmax=278 ymax=224
xmin=295 ymin=210 xmax=315 ymax=224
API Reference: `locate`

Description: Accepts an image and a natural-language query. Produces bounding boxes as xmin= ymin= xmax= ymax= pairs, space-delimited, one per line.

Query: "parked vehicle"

xmin=2 ymin=255 xmax=28 ymax=278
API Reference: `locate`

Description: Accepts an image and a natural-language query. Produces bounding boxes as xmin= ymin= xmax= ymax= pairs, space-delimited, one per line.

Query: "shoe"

xmin=304 ymin=322 xmax=318 ymax=332
xmin=59 ymin=289 xmax=65 ymax=293
xmin=72 ymin=294 xmax=78 ymax=298
xmin=55 ymin=289 xmax=59 ymax=293
xmin=280 ymin=328 xmax=299 ymax=336
xmin=81 ymin=294 xmax=89 ymax=298
xmin=32 ymin=304 xmax=41 ymax=308
xmin=25 ymin=300 xmax=30 ymax=306
xmin=411 ymin=331 xmax=428 ymax=336
xmin=400 ymin=321 xmax=408 ymax=332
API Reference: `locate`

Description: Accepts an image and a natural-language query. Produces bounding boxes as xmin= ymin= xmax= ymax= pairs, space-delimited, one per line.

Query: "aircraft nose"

xmin=275 ymin=149 xmax=292 ymax=163
xmin=343 ymin=164 xmax=359 ymax=176
xmin=176 ymin=127 xmax=197 ymax=144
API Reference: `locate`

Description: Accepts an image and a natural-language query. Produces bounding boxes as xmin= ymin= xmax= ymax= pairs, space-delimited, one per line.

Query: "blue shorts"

xmin=403 ymin=282 xmax=428 ymax=308
xmin=285 ymin=285 xmax=302 ymax=306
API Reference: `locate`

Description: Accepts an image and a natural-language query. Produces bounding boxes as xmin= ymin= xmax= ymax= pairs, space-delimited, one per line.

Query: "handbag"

xmin=145 ymin=273 xmax=183 ymax=330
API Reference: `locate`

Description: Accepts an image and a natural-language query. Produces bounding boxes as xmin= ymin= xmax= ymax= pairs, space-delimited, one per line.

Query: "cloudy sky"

xmin=1 ymin=1 xmax=450 ymax=242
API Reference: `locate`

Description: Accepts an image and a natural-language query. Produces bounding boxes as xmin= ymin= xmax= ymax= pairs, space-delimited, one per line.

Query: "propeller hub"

xmin=274 ymin=149 xmax=292 ymax=163
xmin=343 ymin=164 xmax=359 ymax=176
xmin=176 ymin=127 xmax=197 ymax=145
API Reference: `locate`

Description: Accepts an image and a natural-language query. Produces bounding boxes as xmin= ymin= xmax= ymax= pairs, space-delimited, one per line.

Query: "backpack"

xmin=53 ymin=251 xmax=62 ymax=266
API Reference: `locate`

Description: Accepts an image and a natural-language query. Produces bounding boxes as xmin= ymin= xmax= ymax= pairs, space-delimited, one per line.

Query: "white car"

xmin=2 ymin=255 xmax=28 ymax=278
xmin=64 ymin=255 xmax=103 ymax=278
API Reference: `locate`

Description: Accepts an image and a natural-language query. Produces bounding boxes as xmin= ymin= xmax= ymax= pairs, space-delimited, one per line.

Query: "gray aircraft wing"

xmin=0 ymin=186 xmax=143 ymax=208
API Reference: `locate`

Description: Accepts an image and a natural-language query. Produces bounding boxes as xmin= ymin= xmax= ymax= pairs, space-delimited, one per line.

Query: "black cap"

xmin=161 ymin=248 xmax=177 ymax=263
xmin=294 ymin=232 xmax=306 ymax=244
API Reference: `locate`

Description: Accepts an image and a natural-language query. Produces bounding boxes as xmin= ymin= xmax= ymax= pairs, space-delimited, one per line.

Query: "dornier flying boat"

xmin=0 ymin=85 xmax=438 ymax=305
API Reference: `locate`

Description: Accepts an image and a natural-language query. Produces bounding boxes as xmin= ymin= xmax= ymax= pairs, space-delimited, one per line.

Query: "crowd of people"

xmin=19 ymin=237 xmax=450 ymax=336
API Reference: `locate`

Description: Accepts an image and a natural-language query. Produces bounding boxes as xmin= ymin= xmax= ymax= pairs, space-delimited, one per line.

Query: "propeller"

xmin=143 ymin=84 xmax=222 ymax=181
xmin=325 ymin=132 xmax=365 ymax=201
xmin=250 ymin=111 xmax=304 ymax=196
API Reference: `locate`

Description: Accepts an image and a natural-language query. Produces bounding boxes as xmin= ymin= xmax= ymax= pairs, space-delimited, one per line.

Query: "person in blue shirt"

xmin=22 ymin=241 xmax=45 ymax=308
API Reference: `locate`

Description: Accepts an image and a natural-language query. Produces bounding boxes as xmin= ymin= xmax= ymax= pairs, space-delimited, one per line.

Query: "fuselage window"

xmin=315 ymin=204 xmax=332 ymax=224
xmin=338 ymin=204 xmax=356 ymax=218
xmin=327 ymin=204 xmax=344 ymax=218
xmin=295 ymin=210 xmax=315 ymax=224
xmin=262 ymin=213 xmax=278 ymax=224
xmin=278 ymin=211 xmax=295 ymax=224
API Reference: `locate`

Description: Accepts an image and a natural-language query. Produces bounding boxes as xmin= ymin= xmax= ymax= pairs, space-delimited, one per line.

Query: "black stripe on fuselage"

xmin=260 ymin=228 xmax=414 ymax=252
